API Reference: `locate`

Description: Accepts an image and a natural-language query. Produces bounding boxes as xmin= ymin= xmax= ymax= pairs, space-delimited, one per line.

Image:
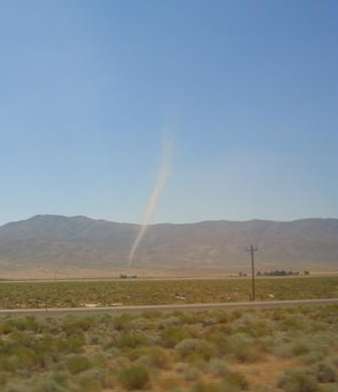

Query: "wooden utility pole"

xmin=246 ymin=245 xmax=258 ymax=301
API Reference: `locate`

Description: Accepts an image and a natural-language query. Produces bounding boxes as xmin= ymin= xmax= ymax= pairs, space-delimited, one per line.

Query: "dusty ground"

xmin=1 ymin=266 xmax=337 ymax=281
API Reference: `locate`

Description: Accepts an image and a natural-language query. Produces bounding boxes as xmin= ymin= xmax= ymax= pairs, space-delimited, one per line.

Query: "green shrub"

xmin=227 ymin=334 xmax=260 ymax=363
xmin=251 ymin=386 xmax=279 ymax=392
xmin=301 ymin=351 xmax=326 ymax=365
xmin=0 ymin=372 xmax=8 ymax=386
xmin=208 ymin=359 xmax=228 ymax=377
xmin=0 ymin=356 xmax=16 ymax=372
xmin=3 ymin=382 xmax=30 ymax=392
xmin=174 ymin=362 xmax=188 ymax=373
xmin=230 ymin=310 xmax=244 ymax=321
xmin=6 ymin=317 xmax=40 ymax=333
xmin=116 ymin=333 xmax=148 ymax=349
xmin=207 ymin=332 xmax=231 ymax=355
xmin=319 ymin=385 xmax=338 ymax=392
xmin=212 ymin=310 xmax=230 ymax=324
xmin=100 ymin=369 xmax=116 ymax=389
xmin=157 ymin=375 xmax=180 ymax=390
xmin=183 ymin=367 xmax=201 ymax=382
xmin=118 ymin=365 xmax=150 ymax=390
xmin=58 ymin=334 xmax=85 ymax=354
xmin=30 ymin=378 xmax=67 ymax=392
xmin=175 ymin=339 xmax=214 ymax=360
xmin=159 ymin=317 xmax=182 ymax=329
xmin=66 ymin=355 xmax=91 ymax=375
xmin=190 ymin=381 xmax=224 ymax=392
xmin=141 ymin=310 xmax=161 ymax=320
xmin=329 ymin=355 xmax=338 ymax=367
xmin=10 ymin=347 xmax=40 ymax=370
xmin=129 ymin=318 xmax=151 ymax=332
xmin=281 ymin=316 xmax=307 ymax=332
xmin=49 ymin=371 xmax=69 ymax=389
xmin=148 ymin=347 xmax=171 ymax=369
xmin=134 ymin=354 xmax=152 ymax=368
xmin=291 ymin=340 xmax=311 ymax=356
xmin=315 ymin=361 xmax=337 ymax=383
xmin=112 ymin=355 xmax=131 ymax=369
xmin=161 ymin=327 xmax=189 ymax=348
xmin=76 ymin=369 xmax=103 ymax=392
xmin=63 ymin=317 xmax=94 ymax=335
xmin=112 ymin=314 xmax=135 ymax=331
xmin=232 ymin=313 xmax=273 ymax=338
xmin=0 ymin=321 xmax=14 ymax=335
xmin=223 ymin=369 xmax=249 ymax=390
xmin=278 ymin=368 xmax=318 ymax=392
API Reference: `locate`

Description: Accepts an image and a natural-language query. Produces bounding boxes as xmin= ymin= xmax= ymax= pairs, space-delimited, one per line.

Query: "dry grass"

xmin=0 ymin=276 xmax=337 ymax=308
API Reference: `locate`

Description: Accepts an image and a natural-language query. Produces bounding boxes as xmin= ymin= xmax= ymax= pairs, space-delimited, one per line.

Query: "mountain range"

xmin=0 ymin=215 xmax=337 ymax=276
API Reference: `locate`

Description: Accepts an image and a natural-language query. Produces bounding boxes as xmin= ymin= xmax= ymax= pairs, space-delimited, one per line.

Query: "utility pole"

xmin=246 ymin=245 xmax=258 ymax=301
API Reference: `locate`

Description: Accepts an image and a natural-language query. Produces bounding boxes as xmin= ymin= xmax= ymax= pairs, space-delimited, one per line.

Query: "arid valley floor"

xmin=0 ymin=277 xmax=337 ymax=391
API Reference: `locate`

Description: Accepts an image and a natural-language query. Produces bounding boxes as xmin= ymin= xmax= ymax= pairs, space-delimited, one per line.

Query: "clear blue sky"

xmin=1 ymin=0 xmax=338 ymax=225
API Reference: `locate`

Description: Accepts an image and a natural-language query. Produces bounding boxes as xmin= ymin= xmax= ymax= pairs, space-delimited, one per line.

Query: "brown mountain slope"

xmin=0 ymin=215 xmax=337 ymax=273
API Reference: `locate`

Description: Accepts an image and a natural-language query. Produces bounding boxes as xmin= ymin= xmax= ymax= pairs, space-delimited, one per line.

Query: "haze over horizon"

xmin=1 ymin=1 xmax=338 ymax=225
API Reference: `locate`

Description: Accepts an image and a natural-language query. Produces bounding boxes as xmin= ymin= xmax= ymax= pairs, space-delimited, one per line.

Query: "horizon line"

xmin=1 ymin=213 xmax=338 ymax=228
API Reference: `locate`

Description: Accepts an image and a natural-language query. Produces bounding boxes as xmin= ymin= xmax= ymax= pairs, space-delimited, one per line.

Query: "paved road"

xmin=0 ymin=298 xmax=337 ymax=316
